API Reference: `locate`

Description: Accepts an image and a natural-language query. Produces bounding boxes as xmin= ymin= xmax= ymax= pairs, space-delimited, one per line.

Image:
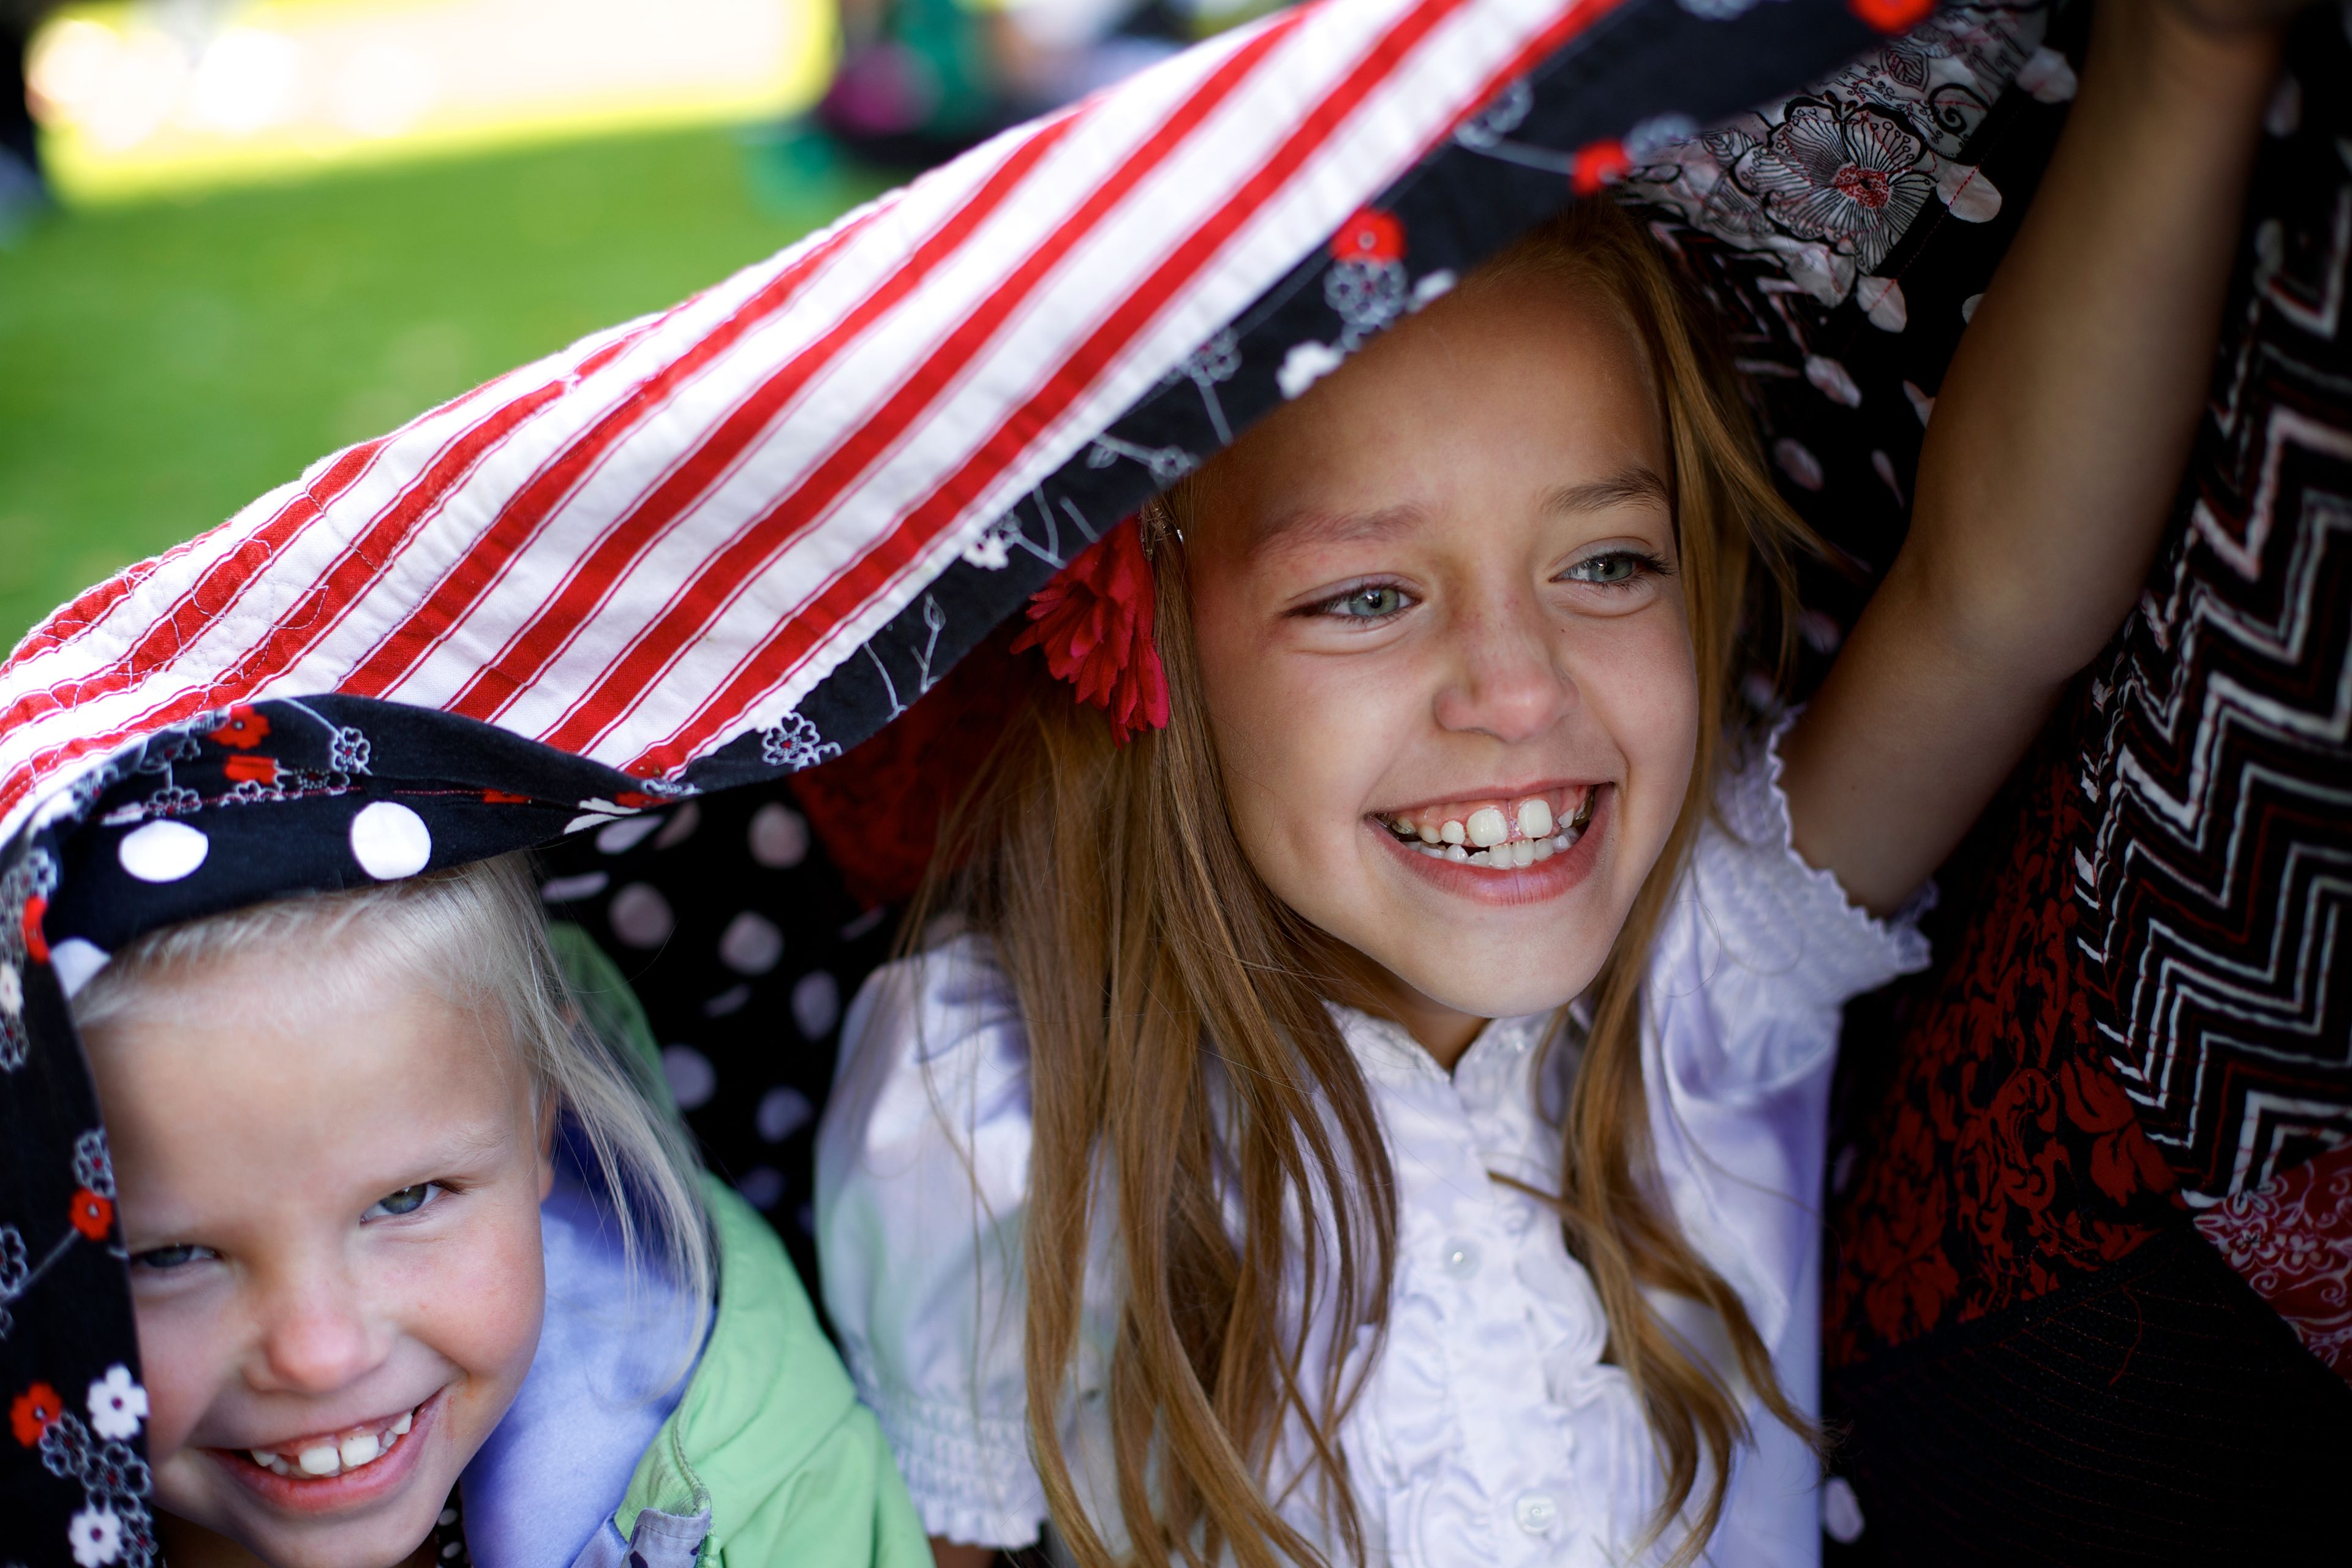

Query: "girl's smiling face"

xmin=83 ymin=944 xmax=551 ymax=1568
xmin=1185 ymin=268 xmax=1695 ymax=1056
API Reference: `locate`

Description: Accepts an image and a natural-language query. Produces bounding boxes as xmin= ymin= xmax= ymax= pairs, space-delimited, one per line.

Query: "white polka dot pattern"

xmin=661 ymin=1044 xmax=717 ymax=1110
xmin=118 ymin=820 xmax=209 ymax=883
xmin=349 ymin=802 xmax=432 ymax=880
xmin=718 ymin=911 xmax=784 ymax=975
xmin=48 ymin=939 xmax=111 ymax=1000
xmin=747 ymin=804 xmax=809 ymax=869
xmin=653 ymin=802 xmax=702 ymax=850
xmin=608 ymin=883 xmax=675 ymax=949
xmin=595 ymin=816 xmax=663 ymax=855
xmin=757 ymin=1085 xmax=815 ymax=1144
xmin=791 ymin=970 xmax=840 ymax=1040
xmin=540 ymin=872 xmax=610 ymax=904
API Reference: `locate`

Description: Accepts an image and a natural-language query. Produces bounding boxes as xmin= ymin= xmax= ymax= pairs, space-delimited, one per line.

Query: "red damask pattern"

xmin=2195 ymin=1142 xmax=2352 ymax=1384
xmin=1825 ymin=706 xmax=2185 ymax=1365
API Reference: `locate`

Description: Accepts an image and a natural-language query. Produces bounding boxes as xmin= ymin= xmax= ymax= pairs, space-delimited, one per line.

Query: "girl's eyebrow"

xmin=1545 ymin=464 xmax=1669 ymax=516
xmin=415 ymin=1117 xmax=519 ymax=1174
xmin=1254 ymin=465 xmax=1668 ymax=553
xmin=1251 ymin=502 xmax=1428 ymax=553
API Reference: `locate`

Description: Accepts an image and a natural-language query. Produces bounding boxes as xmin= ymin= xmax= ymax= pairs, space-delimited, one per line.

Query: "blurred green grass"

xmin=0 ymin=126 xmax=886 ymax=652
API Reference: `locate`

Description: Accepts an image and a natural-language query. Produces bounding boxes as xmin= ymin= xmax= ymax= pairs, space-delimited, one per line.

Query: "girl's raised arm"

xmin=1777 ymin=0 xmax=2292 ymax=916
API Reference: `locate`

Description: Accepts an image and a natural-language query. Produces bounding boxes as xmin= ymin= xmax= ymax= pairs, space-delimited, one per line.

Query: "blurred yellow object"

xmin=28 ymin=0 xmax=839 ymax=205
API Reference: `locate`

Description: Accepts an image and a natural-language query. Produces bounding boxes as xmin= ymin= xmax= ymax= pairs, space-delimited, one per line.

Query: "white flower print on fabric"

xmin=69 ymin=1504 xmax=123 ymax=1567
xmin=1086 ymin=434 xmax=1196 ymax=489
xmin=2195 ymin=1149 xmax=2352 ymax=1376
xmin=73 ymin=1131 xmax=115 ymax=1199
xmin=760 ymin=710 xmax=843 ymax=772
xmin=0 ymin=846 xmax=59 ymax=1072
xmin=1278 ymin=206 xmax=1423 ymax=401
xmin=1163 ymin=328 xmax=1242 ymax=445
xmin=0 ymin=1224 xmax=27 ymax=1336
xmin=960 ymin=517 xmax=1018 ymax=570
xmin=1730 ymin=100 xmax=1937 ymax=273
xmin=40 ymin=1411 xmax=157 ymax=1567
xmin=1620 ymin=2 xmax=2045 ymax=332
xmin=1452 ymin=75 xmax=1532 ymax=149
xmin=86 ymin=1366 xmax=146 ymax=1441
xmin=1276 ymin=339 xmax=1348 ymax=399
xmin=0 ymin=1129 xmax=119 ymax=1340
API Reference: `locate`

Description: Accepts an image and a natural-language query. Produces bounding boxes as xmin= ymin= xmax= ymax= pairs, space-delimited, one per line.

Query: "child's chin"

xmin=164 ymin=1392 xmax=458 ymax=1568
xmin=164 ymin=1501 xmax=445 ymax=1568
xmin=1420 ymin=968 xmax=1588 ymax=1024
xmin=1365 ymin=935 xmax=1592 ymax=1024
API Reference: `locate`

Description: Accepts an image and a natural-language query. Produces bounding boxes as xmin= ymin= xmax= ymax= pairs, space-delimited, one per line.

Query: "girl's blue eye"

xmin=132 ymin=1244 xmax=216 ymax=1272
xmin=1563 ymin=551 xmax=1657 ymax=588
xmin=1326 ymin=584 xmax=1409 ymax=619
xmin=365 ymin=1184 xmax=442 ymax=1220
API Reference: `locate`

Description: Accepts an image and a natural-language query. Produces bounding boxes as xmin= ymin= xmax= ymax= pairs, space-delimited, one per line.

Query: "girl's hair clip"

xmin=1010 ymin=513 xmax=1170 ymax=745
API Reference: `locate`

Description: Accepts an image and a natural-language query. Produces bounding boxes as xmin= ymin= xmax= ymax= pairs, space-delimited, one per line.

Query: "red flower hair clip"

xmin=1009 ymin=515 xmax=1170 ymax=745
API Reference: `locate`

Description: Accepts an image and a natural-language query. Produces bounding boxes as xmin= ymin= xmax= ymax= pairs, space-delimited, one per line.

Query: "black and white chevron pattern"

xmin=2072 ymin=65 xmax=2352 ymax=1206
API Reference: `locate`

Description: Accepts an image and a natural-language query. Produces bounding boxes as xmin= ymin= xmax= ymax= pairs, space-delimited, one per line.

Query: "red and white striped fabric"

xmin=0 ymin=0 xmax=1620 ymax=846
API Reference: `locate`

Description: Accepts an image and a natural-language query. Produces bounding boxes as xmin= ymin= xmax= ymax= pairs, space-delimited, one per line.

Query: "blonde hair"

xmin=913 ymin=199 xmax=1817 ymax=1567
xmin=74 ymin=851 xmax=713 ymax=1365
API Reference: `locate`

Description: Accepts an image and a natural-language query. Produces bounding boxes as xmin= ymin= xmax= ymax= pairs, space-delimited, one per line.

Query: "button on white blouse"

xmin=815 ymin=723 xmax=1930 ymax=1567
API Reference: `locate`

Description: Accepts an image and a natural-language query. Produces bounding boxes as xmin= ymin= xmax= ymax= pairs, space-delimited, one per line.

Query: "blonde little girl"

xmin=73 ymin=852 xmax=927 ymax=1568
xmin=814 ymin=2 xmax=2291 ymax=1566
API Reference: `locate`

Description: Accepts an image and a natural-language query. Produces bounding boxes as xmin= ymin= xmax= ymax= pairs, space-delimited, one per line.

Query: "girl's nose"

xmin=1432 ymin=592 xmax=1574 ymax=743
xmin=251 ymin=1265 xmax=386 ymax=1395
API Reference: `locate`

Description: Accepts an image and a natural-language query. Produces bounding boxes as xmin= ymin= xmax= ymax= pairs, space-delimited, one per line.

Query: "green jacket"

xmin=610 ymin=1177 xmax=932 ymax=1567
xmin=549 ymin=923 xmax=929 ymax=1567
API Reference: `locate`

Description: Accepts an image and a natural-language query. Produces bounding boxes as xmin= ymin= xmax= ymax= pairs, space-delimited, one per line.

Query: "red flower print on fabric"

xmin=1850 ymin=0 xmax=1934 ymax=32
xmin=10 ymin=1382 xmax=62 ymax=1446
xmin=68 ymin=1188 xmax=113 ymax=1242
xmin=223 ymin=753 xmax=277 ymax=786
xmin=2062 ymin=1057 xmax=2176 ymax=1207
xmin=21 ymin=892 xmax=48 ymax=964
xmin=1570 ymin=139 xmax=1630 ymax=197
xmin=1011 ymin=518 xmax=1170 ymax=746
xmin=209 ymin=705 xmax=270 ymax=750
xmin=1330 ymin=207 xmax=1404 ymax=265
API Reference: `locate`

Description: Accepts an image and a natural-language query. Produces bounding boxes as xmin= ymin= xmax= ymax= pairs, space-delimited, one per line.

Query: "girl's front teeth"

xmin=247 ymin=1406 xmax=415 ymax=1479
xmin=1388 ymin=788 xmax=1593 ymax=867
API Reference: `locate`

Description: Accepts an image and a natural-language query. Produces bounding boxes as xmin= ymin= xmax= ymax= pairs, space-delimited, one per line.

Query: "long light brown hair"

xmin=913 ymin=200 xmax=1818 ymax=1567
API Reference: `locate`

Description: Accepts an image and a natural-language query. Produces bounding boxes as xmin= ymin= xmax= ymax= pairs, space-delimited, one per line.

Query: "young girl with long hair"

xmin=815 ymin=3 xmax=2293 ymax=1564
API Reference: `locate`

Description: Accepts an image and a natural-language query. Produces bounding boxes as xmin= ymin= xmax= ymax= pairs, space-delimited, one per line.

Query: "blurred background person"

xmin=0 ymin=0 xmax=1281 ymax=657
xmin=817 ymin=0 xmax=1278 ymax=163
xmin=1 ymin=0 xmax=55 ymax=234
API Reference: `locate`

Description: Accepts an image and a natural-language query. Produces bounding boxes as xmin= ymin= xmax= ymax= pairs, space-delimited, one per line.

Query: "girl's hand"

xmin=1778 ymin=0 xmax=2285 ymax=916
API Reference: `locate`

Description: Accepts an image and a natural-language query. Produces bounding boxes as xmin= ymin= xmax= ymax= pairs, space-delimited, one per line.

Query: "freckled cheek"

xmin=379 ymin=1202 xmax=547 ymax=1395
xmin=1204 ymin=653 xmax=1404 ymax=886
xmin=1562 ymin=612 xmax=1698 ymax=817
xmin=129 ymin=1295 xmax=236 ymax=1463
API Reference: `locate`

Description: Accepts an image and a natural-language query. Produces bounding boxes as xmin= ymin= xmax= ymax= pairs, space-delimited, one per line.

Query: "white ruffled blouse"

xmin=814 ymin=726 xmax=1930 ymax=1567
